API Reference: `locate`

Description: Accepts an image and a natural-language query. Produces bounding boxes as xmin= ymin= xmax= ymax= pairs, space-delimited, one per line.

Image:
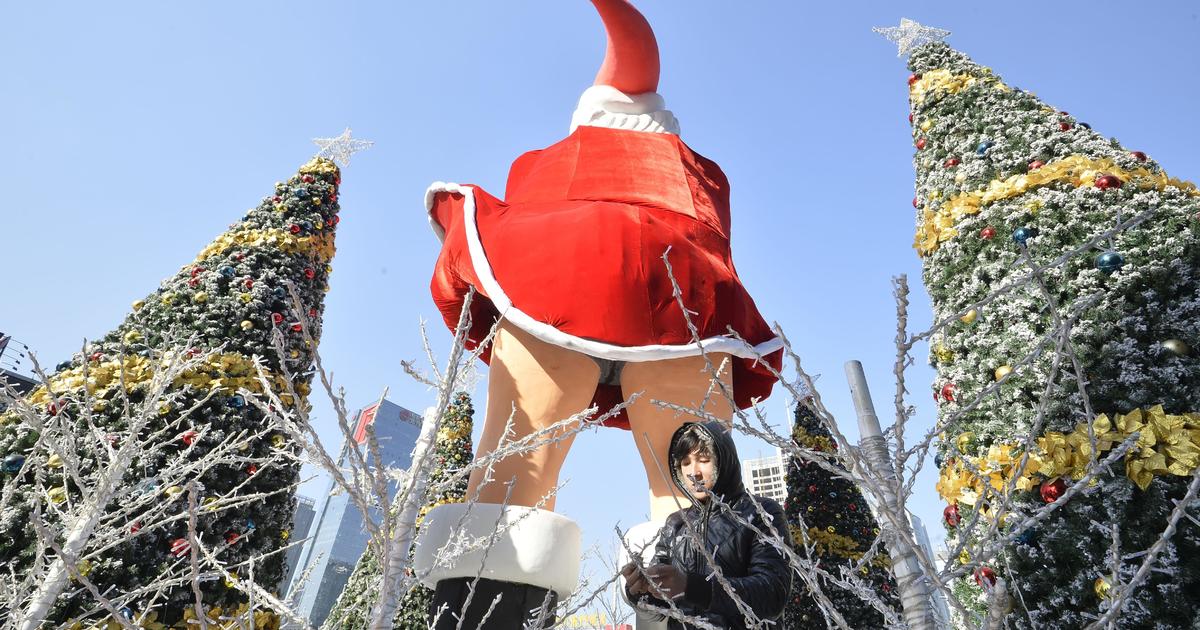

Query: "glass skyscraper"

xmin=283 ymin=398 xmax=423 ymax=627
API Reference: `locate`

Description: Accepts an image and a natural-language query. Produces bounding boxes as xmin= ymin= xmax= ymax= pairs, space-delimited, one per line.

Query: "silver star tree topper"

xmin=873 ymin=18 xmax=951 ymax=57
xmin=312 ymin=128 xmax=375 ymax=167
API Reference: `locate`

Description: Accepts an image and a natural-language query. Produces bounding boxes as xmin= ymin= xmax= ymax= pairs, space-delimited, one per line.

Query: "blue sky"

xmin=3 ymin=0 xmax=1199 ymax=596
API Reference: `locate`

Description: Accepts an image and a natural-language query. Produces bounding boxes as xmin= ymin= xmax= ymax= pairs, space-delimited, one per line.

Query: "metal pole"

xmin=845 ymin=361 xmax=935 ymax=630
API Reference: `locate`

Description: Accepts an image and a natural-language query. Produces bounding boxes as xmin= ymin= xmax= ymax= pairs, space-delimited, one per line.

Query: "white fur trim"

xmin=424 ymin=181 xmax=785 ymax=363
xmin=569 ymin=85 xmax=680 ymax=135
xmin=412 ymin=503 xmax=582 ymax=598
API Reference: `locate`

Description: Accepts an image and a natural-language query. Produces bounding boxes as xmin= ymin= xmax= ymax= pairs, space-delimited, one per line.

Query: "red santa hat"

xmin=569 ymin=0 xmax=680 ymax=135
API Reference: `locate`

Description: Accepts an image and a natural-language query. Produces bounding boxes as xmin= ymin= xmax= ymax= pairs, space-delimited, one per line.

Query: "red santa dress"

xmin=426 ymin=85 xmax=782 ymax=429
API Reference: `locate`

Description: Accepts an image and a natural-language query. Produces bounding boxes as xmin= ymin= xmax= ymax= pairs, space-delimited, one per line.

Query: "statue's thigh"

xmin=467 ymin=320 xmax=600 ymax=509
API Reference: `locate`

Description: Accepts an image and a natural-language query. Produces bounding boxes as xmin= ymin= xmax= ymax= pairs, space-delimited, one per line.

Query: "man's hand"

xmin=621 ymin=561 xmax=650 ymax=597
xmin=643 ymin=563 xmax=687 ymax=600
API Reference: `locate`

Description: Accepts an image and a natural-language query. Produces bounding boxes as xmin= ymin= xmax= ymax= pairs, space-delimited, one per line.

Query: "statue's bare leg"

xmin=621 ymin=353 xmax=735 ymax=521
xmin=467 ymin=320 xmax=600 ymax=511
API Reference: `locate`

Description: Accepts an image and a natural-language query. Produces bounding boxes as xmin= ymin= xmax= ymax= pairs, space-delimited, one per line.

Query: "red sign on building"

xmin=352 ymin=403 xmax=380 ymax=445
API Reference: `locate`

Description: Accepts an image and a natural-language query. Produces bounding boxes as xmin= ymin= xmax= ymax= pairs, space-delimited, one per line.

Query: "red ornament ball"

xmin=1040 ymin=477 xmax=1067 ymax=503
xmin=170 ymin=538 xmax=190 ymax=558
xmin=246 ymin=464 xmax=258 ymax=476
xmin=225 ymin=531 xmax=241 ymax=545
xmin=912 ymin=197 xmax=920 ymax=209
xmin=944 ymin=157 xmax=960 ymax=168
xmin=291 ymin=323 xmax=303 ymax=332
xmin=908 ymin=113 xmax=914 ymax=123
xmin=244 ymin=278 xmax=254 ymax=289
xmin=980 ymin=226 xmax=996 ymax=240
xmin=271 ymin=313 xmax=284 ymax=325
xmin=129 ymin=522 xmax=141 ymax=534
xmin=332 ymin=215 xmax=340 ymax=225
xmin=1029 ymin=160 xmax=1046 ymax=170
xmin=180 ymin=430 xmax=198 ymax=446
xmin=272 ymin=195 xmax=282 ymax=203
xmin=808 ymin=484 xmax=818 ymax=493
xmin=301 ymin=174 xmax=315 ymax=184
xmin=1095 ymin=174 xmax=1123 ymax=190
xmin=89 ymin=352 xmax=103 ymax=362
xmin=908 ymin=73 xmax=921 ymax=86
xmin=289 ymin=224 xmax=302 ymax=235
xmin=940 ymin=383 xmax=958 ymax=402
xmin=1131 ymin=151 xmax=1147 ymax=162
xmin=943 ymin=504 xmax=961 ymax=527
xmin=916 ymin=138 xmax=927 ymax=150
xmin=974 ymin=567 xmax=997 ymax=587
xmin=1059 ymin=122 xmax=1073 ymax=132
xmin=304 ymin=268 xmax=316 ymax=280
xmin=308 ymin=308 xmax=318 ymax=318
xmin=190 ymin=267 xmax=202 ymax=278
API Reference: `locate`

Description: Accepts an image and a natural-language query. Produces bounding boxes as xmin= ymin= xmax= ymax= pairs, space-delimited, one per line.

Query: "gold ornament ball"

xmin=994 ymin=365 xmax=1013 ymax=381
xmin=239 ymin=292 xmax=253 ymax=303
xmin=240 ymin=320 xmax=255 ymax=331
xmin=1094 ymin=577 xmax=1112 ymax=600
xmin=960 ymin=309 xmax=979 ymax=324
xmin=123 ymin=330 xmax=142 ymax=344
xmin=921 ymin=119 xmax=933 ymax=131
xmin=132 ymin=299 xmax=145 ymax=311
xmin=934 ymin=343 xmax=954 ymax=363
xmin=193 ymin=292 xmax=208 ymax=304
xmin=1162 ymin=339 xmax=1191 ymax=357
xmin=48 ymin=487 xmax=68 ymax=504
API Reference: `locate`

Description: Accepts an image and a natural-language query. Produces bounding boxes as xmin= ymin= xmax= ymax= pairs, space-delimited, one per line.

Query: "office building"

xmin=742 ymin=450 xmax=787 ymax=503
xmin=284 ymin=399 xmax=423 ymax=627
xmin=278 ymin=495 xmax=316 ymax=593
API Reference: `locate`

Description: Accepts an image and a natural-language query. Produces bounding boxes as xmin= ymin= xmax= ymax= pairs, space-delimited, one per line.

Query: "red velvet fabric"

xmin=428 ymin=126 xmax=781 ymax=429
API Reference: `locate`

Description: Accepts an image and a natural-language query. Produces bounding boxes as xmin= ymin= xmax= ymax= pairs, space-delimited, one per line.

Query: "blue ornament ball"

xmin=934 ymin=452 xmax=945 ymax=468
xmin=1016 ymin=528 xmax=1038 ymax=546
xmin=246 ymin=519 xmax=256 ymax=530
xmin=219 ymin=266 xmax=236 ymax=278
xmin=1012 ymin=226 xmax=1038 ymax=246
xmin=120 ymin=607 xmax=135 ymax=620
xmin=273 ymin=287 xmax=288 ymax=299
xmin=1095 ymin=251 xmax=1126 ymax=274
xmin=229 ymin=394 xmax=246 ymax=409
xmin=976 ymin=140 xmax=994 ymax=156
xmin=3 ymin=453 xmax=26 ymax=473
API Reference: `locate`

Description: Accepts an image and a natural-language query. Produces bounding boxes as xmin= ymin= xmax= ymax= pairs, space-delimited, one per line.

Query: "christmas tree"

xmin=323 ymin=392 xmax=475 ymax=629
xmin=783 ymin=399 xmax=898 ymax=627
xmin=0 ymin=155 xmax=344 ymax=625
xmin=897 ymin=28 xmax=1200 ymax=627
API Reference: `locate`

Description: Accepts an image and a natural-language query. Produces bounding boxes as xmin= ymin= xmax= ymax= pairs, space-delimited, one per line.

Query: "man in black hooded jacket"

xmin=620 ymin=421 xmax=793 ymax=629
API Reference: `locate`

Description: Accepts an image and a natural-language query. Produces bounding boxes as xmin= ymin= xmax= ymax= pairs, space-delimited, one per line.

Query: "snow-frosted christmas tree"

xmin=884 ymin=19 xmax=1200 ymax=627
xmin=0 ymin=154 xmax=345 ymax=625
xmin=783 ymin=399 xmax=899 ymax=627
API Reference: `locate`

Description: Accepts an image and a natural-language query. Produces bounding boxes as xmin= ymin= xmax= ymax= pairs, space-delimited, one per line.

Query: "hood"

xmin=668 ymin=421 xmax=745 ymax=503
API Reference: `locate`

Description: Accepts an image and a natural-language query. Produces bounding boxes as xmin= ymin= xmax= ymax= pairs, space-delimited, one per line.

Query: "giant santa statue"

xmin=412 ymin=1 xmax=784 ymax=627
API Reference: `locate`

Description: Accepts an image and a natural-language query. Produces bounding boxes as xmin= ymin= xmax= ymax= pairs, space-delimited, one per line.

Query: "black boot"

xmin=429 ymin=577 xmax=558 ymax=629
